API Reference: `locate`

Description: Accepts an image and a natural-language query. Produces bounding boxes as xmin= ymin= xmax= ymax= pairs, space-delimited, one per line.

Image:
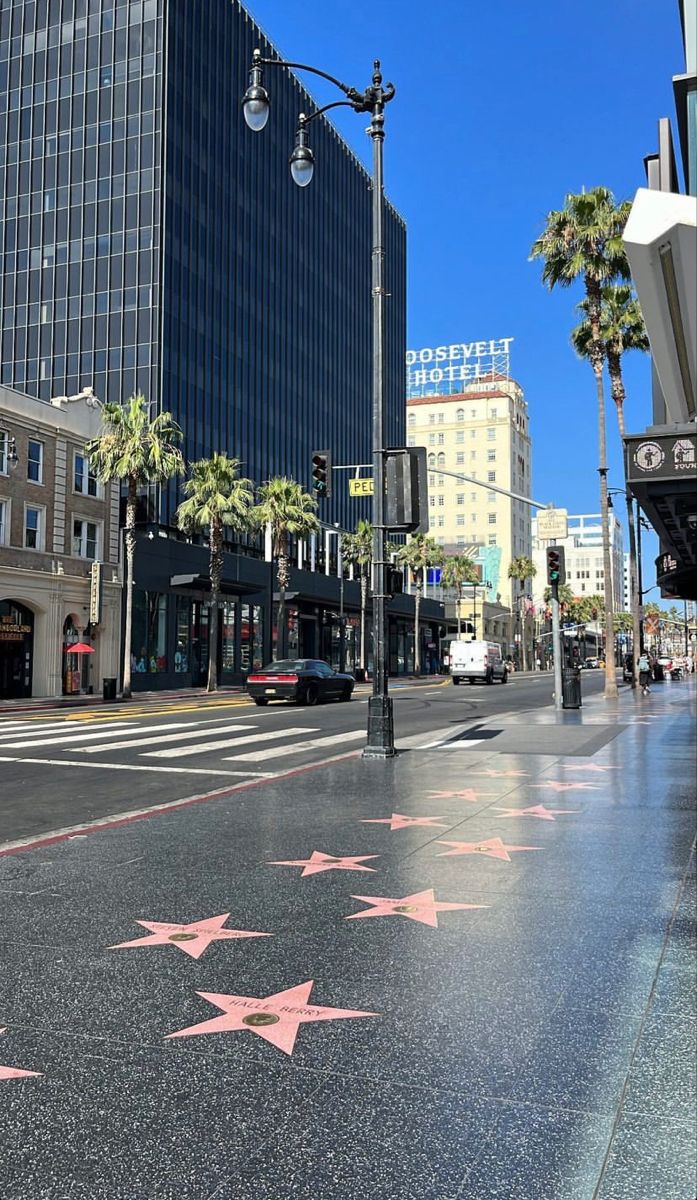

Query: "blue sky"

xmin=246 ymin=0 xmax=685 ymax=590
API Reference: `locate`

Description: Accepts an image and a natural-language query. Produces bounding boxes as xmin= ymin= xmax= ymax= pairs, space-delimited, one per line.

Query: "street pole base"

xmin=364 ymin=695 xmax=396 ymax=758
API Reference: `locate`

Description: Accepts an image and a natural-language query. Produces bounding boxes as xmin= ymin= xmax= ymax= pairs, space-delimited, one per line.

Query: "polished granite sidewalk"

xmin=1 ymin=681 xmax=695 ymax=1199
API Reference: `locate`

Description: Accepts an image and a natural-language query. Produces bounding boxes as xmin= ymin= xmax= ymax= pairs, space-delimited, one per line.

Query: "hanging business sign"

xmin=535 ymin=508 xmax=568 ymax=541
xmin=406 ymin=338 xmax=513 ymax=398
xmin=89 ymin=561 xmax=103 ymax=625
xmin=626 ymin=433 xmax=697 ymax=482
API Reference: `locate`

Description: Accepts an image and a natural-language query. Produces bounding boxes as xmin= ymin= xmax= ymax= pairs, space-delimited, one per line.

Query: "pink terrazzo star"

xmin=435 ymin=836 xmax=542 ymax=861
xmin=346 ymin=887 xmax=488 ymax=928
xmin=493 ymin=804 xmax=578 ymax=821
xmin=165 ymin=981 xmax=378 ymax=1055
xmin=361 ymin=813 xmax=448 ymax=831
xmin=268 ymin=850 xmax=378 ymax=876
xmin=108 ymin=913 xmax=271 ymax=959
xmin=0 ymin=1029 xmax=42 ymax=1080
xmin=531 ymin=781 xmax=601 ymax=792
xmin=471 ymin=769 xmax=530 ymax=778
xmin=563 ymin=764 xmax=617 ymax=773
xmin=427 ymin=789 xmax=493 ymax=803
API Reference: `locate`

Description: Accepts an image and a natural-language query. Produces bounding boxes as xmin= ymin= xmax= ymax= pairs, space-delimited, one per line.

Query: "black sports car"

xmin=246 ymin=659 xmax=355 ymax=706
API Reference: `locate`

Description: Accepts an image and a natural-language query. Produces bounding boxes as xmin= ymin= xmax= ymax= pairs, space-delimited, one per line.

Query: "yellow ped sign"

xmin=349 ymin=477 xmax=374 ymax=497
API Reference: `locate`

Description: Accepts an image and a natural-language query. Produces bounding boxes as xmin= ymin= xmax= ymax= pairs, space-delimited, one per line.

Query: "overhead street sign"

xmin=536 ymin=508 xmax=568 ymax=541
xmin=349 ymin=477 xmax=374 ymax=497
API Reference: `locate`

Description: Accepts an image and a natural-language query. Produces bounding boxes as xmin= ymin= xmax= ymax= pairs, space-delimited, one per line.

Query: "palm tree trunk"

xmin=587 ymin=294 xmax=618 ymax=699
xmin=608 ymin=352 xmax=640 ymax=687
xmin=122 ymin=478 xmax=137 ymax=699
xmin=414 ymin=578 xmax=422 ymax=675
xmin=207 ymin=522 xmax=222 ymax=693
xmin=276 ymin=543 xmax=289 ymax=659
xmin=360 ymin=571 xmax=368 ymax=672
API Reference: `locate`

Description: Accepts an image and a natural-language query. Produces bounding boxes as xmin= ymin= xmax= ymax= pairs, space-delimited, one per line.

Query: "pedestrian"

xmin=638 ymin=652 xmax=651 ymax=695
xmin=535 ymin=655 xmax=541 ymax=672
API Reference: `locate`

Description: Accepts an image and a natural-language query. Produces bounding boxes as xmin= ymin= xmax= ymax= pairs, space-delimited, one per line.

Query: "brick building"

xmin=0 ymin=384 xmax=121 ymax=699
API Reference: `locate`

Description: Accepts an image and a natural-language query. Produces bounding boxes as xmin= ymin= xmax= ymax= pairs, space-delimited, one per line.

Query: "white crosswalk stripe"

xmin=143 ymin=726 xmax=318 ymax=759
xmin=223 ymin=729 xmax=365 ymax=761
xmin=0 ymin=721 xmax=184 ymax=749
xmin=0 ymin=718 xmax=127 ymax=738
xmin=79 ymin=722 xmax=257 ymax=753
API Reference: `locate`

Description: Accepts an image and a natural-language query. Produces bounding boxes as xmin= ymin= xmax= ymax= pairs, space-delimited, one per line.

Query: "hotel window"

xmin=457 ymin=536 xmax=465 ymax=547
xmin=488 ymin=513 xmax=497 ymax=525
xmin=27 ymin=439 xmax=44 ymax=483
xmin=456 ymin=430 xmax=464 ymax=444
xmin=488 ymin=535 xmax=497 ymax=546
xmin=407 ymin=413 xmax=416 ymax=427
xmin=490 ymin=407 xmax=497 ymax=418
xmin=456 ymin=493 xmax=464 ymax=505
xmin=487 ymin=471 xmax=496 ymax=482
xmin=487 ymin=450 xmax=496 ymax=462
xmin=0 ymin=431 xmax=10 ymax=475
xmin=429 ymin=496 xmax=435 ymax=508
xmin=487 ymin=428 xmax=496 ymax=441
xmin=74 ymin=452 xmax=100 ymax=497
xmin=437 ymin=515 xmax=444 ymax=527
xmin=456 ymin=514 xmax=465 ymax=526
xmin=471 ymin=514 xmax=477 ymax=523
xmin=407 ymin=436 xmax=415 ymax=447
xmin=429 ymin=413 xmax=436 ymax=425
xmin=24 ymin=505 xmax=45 ymax=550
xmin=470 ymin=493 xmax=477 ymax=503
xmin=470 ymin=429 xmax=476 ymax=439
xmin=456 ymin=452 xmax=464 ymax=464
xmin=437 ymin=452 xmax=445 ymax=468
xmin=0 ymin=499 xmax=8 ymax=545
xmin=72 ymin=518 xmax=99 ymax=560
xmin=428 ymin=453 xmax=436 ymax=468
xmin=438 ymin=495 xmax=444 ymax=507
xmin=437 ymin=433 xmax=445 ymax=445
xmin=470 ymin=409 xmax=476 ymax=418
xmin=438 ymin=412 xmax=444 ymax=423
xmin=428 ymin=433 xmax=436 ymax=445
xmin=456 ymin=408 xmax=464 ymax=422
xmin=429 ymin=474 xmax=435 ymax=486
xmin=429 ymin=517 xmax=435 ymax=528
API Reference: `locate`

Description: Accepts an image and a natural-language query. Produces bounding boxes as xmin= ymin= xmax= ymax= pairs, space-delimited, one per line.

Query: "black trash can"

xmin=561 ymin=667 xmax=582 ymax=709
xmin=103 ymin=677 xmax=118 ymax=702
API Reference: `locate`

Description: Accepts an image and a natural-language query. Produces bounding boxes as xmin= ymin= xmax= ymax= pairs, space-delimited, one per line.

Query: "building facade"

xmin=406 ymin=375 xmax=533 ymax=611
xmin=0 ymin=0 xmax=417 ymax=686
xmin=531 ymin=512 xmax=625 ymax=612
xmin=0 ymin=383 xmax=121 ymax=698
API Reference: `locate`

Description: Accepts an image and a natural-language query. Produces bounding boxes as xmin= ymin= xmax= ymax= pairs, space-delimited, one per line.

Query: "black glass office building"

xmin=0 ymin=0 xmax=415 ymax=687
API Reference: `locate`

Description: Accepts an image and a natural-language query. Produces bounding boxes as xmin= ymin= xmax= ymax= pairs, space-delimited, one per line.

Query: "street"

xmin=0 ymin=672 xmax=610 ymax=847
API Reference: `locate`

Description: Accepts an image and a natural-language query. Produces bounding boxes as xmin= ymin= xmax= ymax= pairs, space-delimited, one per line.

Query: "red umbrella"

xmin=64 ymin=642 xmax=95 ymax=654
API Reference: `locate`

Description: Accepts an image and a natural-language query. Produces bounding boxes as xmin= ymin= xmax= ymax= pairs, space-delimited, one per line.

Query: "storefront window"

xmin=174 ymin=597 xmax=191 ymax=673
xmin=251 ymin=605 xmax=264 ymax=669
xmin=241 ymin=603 xmax=265 ymax=672
xmin=132 ymin=590 xmax=167 ymax=673
xmin=221 ymin=601 xmax=236 ymax=673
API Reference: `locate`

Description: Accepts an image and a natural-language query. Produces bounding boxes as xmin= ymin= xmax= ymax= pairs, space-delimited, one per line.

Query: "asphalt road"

xmin=0 ymin=671 xmax=610 ymax=846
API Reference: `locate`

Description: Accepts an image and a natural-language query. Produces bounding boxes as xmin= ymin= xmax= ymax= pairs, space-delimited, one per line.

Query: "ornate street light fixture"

xmin=242 ymin=48 xmax=397 ymax=757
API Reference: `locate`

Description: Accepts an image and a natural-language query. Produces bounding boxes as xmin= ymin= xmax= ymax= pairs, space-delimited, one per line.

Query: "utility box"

xmin=385 ymin=447 xmax=428 ymax=533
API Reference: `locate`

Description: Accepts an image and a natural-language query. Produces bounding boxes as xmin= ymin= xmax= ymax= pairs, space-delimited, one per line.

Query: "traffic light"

xmin=546 ymin=546 xmax=566 ymax=593
xmin=311 ymin=449 xmax=331 ymax=498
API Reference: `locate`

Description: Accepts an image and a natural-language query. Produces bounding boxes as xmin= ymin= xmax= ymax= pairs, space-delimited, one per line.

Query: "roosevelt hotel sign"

xmin=406 ymin=338 xmax=513 ymax=399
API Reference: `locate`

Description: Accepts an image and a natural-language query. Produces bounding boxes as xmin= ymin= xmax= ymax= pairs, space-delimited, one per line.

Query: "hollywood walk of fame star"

xmin=493 ymin=804 xmax=579 ymax=821
xmin=346 ymin=887 xmax=488 ymax=928
xmin=165 ymin=981 xmax=378 ymax=1055
xmin=563 ymin=764 xmax=617 ymax=773
xmin=531 ymin=781 xmax=601 ymax=792
xmin=360 ymin=813 xmax=448 ymax=831
xmin=108 ymin=913 xmax=271 ymax=959
xmin=471 ymin=769 xmax=530 ymax=778
xmin=435 ymin=837 xmax=542 ymax=861
xmin=426 ymin=789 xmax=494 ymax=803
xmin=0 ymin=1029 xmax=42 ymax=1080
xmin=268 ymin=850 xmax=378 ymax=877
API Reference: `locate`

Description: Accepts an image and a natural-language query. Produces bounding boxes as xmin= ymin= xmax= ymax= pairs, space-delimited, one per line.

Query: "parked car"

xmin=246 ymin=659 xmax=354 ymax=706
xmin=449 ymin=640 xmax=508 ymax=685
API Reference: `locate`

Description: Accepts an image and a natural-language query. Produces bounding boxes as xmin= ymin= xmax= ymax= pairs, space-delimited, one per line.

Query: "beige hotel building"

xmin=406 ymin=375 xmax=533 ymax=612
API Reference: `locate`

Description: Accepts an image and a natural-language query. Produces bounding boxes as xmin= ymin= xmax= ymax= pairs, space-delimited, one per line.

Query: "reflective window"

xmin=27 ymin=438 xmax=44 ymax=482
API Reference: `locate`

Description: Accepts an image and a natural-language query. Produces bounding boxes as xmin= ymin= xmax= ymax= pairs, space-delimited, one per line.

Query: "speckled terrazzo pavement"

xmin=1 ymin=682 xmax=695 ymax=1199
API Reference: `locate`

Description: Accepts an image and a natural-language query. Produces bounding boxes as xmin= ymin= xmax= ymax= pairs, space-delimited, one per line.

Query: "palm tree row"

xmin=531 ymin=186 xmax=648 ymax=696
xmin=86 ymin=394 xmax=319 ymax=696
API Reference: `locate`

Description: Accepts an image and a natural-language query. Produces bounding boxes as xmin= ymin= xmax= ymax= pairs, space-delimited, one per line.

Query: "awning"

xmin=169 ymin=573 xmax=261 ymax=598
xmin=623 ymin=188 xmax=697 ymax=423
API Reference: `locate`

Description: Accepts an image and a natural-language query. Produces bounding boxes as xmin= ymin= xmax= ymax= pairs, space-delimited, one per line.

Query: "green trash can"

xmin=103 ymin=677 xmax=118 ymax=702
xmin=561 ymin=667 xmax=582 ymax=709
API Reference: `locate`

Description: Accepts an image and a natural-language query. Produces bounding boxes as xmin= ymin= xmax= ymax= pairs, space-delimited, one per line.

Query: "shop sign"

xmin=0 ymin=616 xmax=32 ymax=641
xmin=535 ymin=508 xmax=568 ymax=541
xmin=89 ymin=561 xmax=103 ymax=625
xmin=627 ymin=434 xmax=697 ymax=480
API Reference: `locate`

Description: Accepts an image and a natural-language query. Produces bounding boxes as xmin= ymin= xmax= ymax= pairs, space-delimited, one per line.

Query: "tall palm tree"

xmin=572 ymin=284 xmax=649 ymax=684
xmin=395 ymin=534 xmax=445 ymax=674
xmin=85 ymin=393 xmax=184 ymax=699
xmin=531 ymin=187 xmax=632 ymax=699
xmin=441 ymin=554 xmax=480 ymax=638
xmin=175 ymin=453 xmax=254 ymax=692
xmin=342 ymin=519 xmax=373 ymax=675
xmin=252 ymin=477 xmax=319 ymax=659
xmin=507 ymin=555 xmax=537 ymax=670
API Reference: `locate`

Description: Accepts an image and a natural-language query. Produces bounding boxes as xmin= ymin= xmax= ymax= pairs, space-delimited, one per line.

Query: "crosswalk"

xmin=0 ymin=712 xmax=367 ymax=774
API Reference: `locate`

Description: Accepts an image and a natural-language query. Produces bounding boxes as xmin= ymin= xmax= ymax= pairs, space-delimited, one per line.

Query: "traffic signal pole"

xmin=551 ymin=594 xmax=563 ymax=711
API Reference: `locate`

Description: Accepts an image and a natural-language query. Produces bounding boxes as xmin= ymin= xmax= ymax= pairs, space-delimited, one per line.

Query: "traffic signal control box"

xmin=385 ymin=447 xmax=428 ymax=533
xmin=546 ymin=545 xmax=566 ymax=586
xmin=311 ymin=450 xmax=331 ymax=498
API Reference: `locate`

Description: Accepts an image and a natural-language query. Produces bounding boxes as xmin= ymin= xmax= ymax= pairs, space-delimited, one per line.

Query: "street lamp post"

xmin=242 ymin=49 xmax=396 ymax=757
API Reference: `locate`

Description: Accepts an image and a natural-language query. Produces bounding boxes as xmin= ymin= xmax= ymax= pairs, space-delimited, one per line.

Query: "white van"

xmin=450 ymin=640 xmax=508 ymax=685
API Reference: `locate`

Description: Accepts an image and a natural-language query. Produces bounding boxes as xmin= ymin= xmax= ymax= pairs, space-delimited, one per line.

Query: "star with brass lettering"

xmin=346 ymin=887 xmax=488 ymax=927
xmin=493 ymin=803 xmax=578 ymax=821
xmin=531 ymin=781 xmax=600 ymax=792
xmin=471 ymin=769 xmax=530 ymax=778
xmin=361 ymin=813 xmax=448 ymax=831
xmin=427 ymin=789 xmax=493 ymax=803
xmin=0 ymin=1029 xmax=42 ymax=1080
xmin=165 ymin=981 xmax=379 ymax=1055
xmin=108 ymin=913 xmax=271 ymax=959
xmin=268 ymin=850 xmax=378 ymax=877
xmin=436 ymin=836 xmax=542 ymax=861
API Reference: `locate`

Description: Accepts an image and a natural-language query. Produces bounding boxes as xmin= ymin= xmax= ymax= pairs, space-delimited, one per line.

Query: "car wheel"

xmin=452 ymin=677 xmax=460 ymax=686
xmin=254 ymin=697 xmax=269 ymax=706
xmin=303 ymin=683 xmax=320 ymax=706
xmin=501 ymin=670 xmax=508 ymax=684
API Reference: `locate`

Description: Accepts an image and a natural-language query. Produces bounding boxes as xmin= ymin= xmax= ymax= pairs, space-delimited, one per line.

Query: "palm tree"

xmin=395 ymin=534 xmax=445 ymax=674
xmin=507 ymin=555 xmax=537 ymax=670
xmin=441 ymin=555 xmax=480 ymax=638
xmin=175 ymin=453 xmax=254 ymax=692
xmin=252 ymin=477 xmax=319 ymax=659
xmin=342 ymin=519 xmax=373 ymax=676
xmin=85 ymin=393 xmax=184 ymax=698
xmin=531 ymin=187 xmax=632 ymax=699
xmin=572 ymin=283 xmax=649 ymax=684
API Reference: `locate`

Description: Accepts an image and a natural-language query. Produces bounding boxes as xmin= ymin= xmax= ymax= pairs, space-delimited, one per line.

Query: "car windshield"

xmin=262 ymin=660 xmax=306 ymax=673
